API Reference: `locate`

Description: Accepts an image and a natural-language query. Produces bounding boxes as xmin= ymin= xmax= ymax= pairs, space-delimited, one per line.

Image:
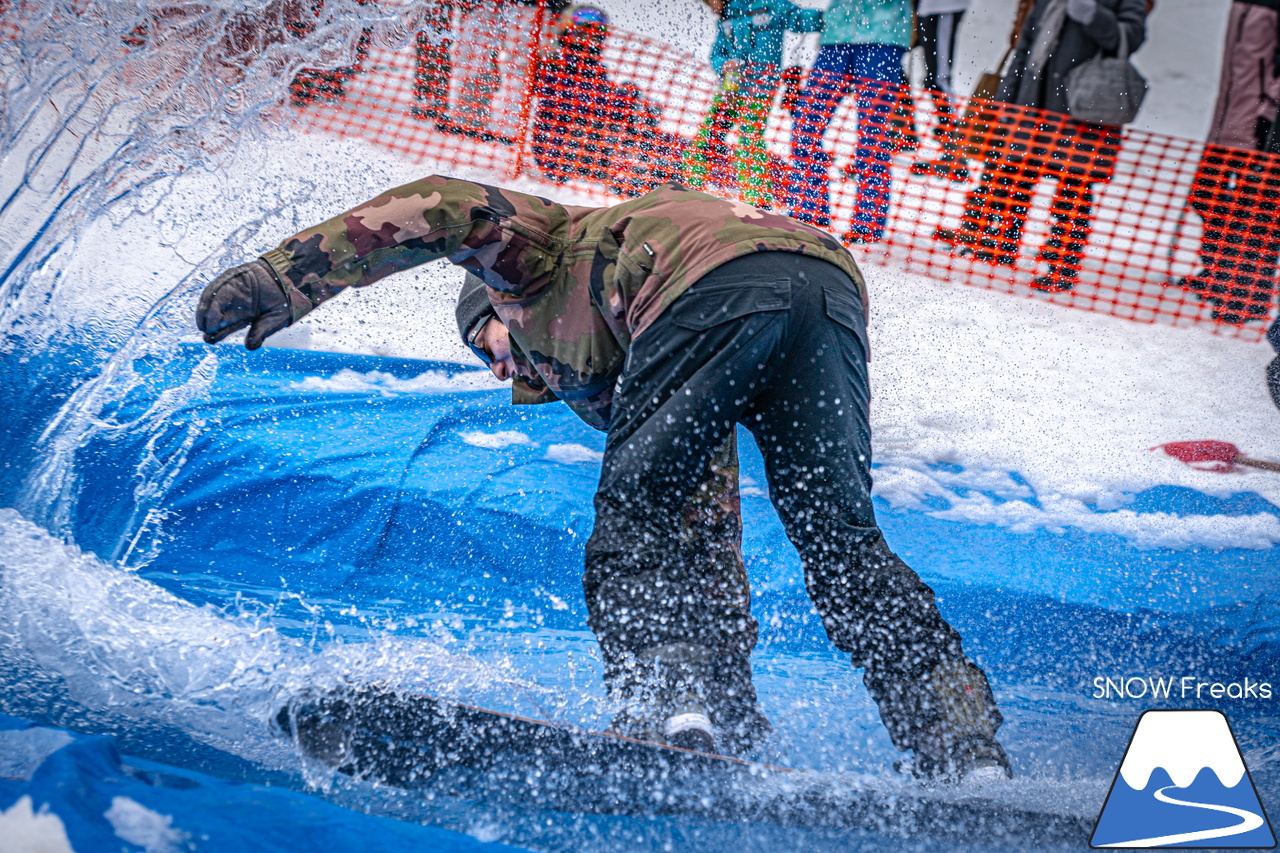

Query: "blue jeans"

xmin=785 ymin=43 xmax=905 ymax=239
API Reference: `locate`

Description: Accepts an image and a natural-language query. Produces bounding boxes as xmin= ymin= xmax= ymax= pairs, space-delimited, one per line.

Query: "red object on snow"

xmin=1152 ymin=438 xmax=1239 ymax=471
xmin=1151 ymin=441 xmax=1280 ymax=474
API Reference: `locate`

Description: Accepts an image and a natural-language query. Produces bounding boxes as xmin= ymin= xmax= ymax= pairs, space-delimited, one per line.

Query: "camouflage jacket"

xmin=260 ymin=175 xmax=866 ymax=430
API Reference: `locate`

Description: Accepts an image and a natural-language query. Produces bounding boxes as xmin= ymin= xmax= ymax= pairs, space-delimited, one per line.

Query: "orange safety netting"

xmin=9 ymin=0 xmax=1274 ymax=339
xmin=287 ymin=7 xmax=1280 ymax=341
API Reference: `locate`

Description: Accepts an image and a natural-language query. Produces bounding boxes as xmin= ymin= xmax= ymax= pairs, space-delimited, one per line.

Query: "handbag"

xmin=1064 ymin=26 xmax=1148 ymax=126
xmin=954 ymin=47 xmax=1013 ymax=162
xmin=971 ymin=48 xmax=1011 ymax=102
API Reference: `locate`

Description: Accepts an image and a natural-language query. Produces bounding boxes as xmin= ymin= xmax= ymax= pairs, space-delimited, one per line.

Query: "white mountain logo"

xmin=1091 ymin=710 xmax=1275 ymax=848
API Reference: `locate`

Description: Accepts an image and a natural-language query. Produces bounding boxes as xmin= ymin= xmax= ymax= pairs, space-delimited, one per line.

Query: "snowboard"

xmin=273 ymin=685 xmax=1091 ymax=847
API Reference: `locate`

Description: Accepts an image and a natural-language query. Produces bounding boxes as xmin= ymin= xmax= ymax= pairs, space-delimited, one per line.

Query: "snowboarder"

xmin=195 ymin=175 xmax=1010 ymax=782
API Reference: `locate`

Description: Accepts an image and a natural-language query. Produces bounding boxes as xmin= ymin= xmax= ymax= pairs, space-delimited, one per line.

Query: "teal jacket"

xmin=709 ymin=0 xmax=823 ymax=73
xmin=819 ymin=0 xmax=912 ymax=48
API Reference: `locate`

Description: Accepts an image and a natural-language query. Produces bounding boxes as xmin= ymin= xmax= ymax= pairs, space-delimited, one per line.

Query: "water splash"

xmin=0 ymin=0 xmax=415 ymax=546
xmin=0 ymin=507 xmax=549 ymax=772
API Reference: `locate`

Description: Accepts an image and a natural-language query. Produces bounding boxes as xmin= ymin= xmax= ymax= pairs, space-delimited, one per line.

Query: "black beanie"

xmin=456 ymin=272 xmax=496 ymax=347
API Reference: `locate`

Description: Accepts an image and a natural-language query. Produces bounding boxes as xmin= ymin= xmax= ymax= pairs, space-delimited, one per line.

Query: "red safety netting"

xmin=287 ymin=6 xmax=1280 ymax=340
xmin=8 ymin=0 xmax=1275 ymax=339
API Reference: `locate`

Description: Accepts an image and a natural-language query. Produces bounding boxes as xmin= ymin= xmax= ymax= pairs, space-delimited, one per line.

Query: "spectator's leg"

xmin=412 ymin=3 xmax=453 ymax=120
xmin=449 ymin=5 xmax=502 ymax=134
xmin=1035 ymin=120 xmax=1118 ymax=289
xmin=1179 ymin=146 xmax=1232 ymax=296
xmin=940 ymin=154 xmax=1029 ymax=265
xmin=1259 ymin=159 xmax=1280 ymax=317
xmin=1206 ymin=157 xmax=1280 ymax=323
xmin=1036 ymin=177 xmax=1094 ymax=289
xmin=1269 ymin=319 xmax=1280 ymax=411
xmin=413 ymin=35 xmax=451 ymax=119
xmin=685 ymin=81 xmax=740 ymax=190
xmin=733 ymin=69 xmax=781 ymax=208
xmin=932 ymin=12 xmax=967 ymax=167
xmin=845 ymin=44 xmax=907 ymax=242
xmin=910 ymin=9 xmax=970 ymax=181
xmin=785 ymin=46 xmax=856 ymax=227
xmin=917 ymin=14 xmax=940 ymax=92
xmin=1185 ymin=150 xmax=1265 ymax=320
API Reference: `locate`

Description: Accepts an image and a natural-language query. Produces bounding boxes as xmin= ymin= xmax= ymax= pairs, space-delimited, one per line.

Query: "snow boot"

xmin=867 ymin=659 xmax=1011 ymax=784
xmin=604 ymin=643 xmax=770 ymax=755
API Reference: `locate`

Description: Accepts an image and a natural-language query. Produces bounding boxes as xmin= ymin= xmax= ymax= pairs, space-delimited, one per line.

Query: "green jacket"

xmin=261 ymin=176 xmax=866 ymax=431
xmin=819 ymin=0 xmax=913 ymax=48
xmin=710 ymin=0 xmax=823 ymax=73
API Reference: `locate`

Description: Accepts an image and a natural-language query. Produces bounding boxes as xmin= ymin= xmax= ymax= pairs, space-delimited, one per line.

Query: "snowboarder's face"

xmin=474 ymin=318 xmax=517 ymax=382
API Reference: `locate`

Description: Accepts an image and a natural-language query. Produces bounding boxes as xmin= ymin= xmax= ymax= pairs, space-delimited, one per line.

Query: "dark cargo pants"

xmin=583 ymin=252 xmax=979 ymax=751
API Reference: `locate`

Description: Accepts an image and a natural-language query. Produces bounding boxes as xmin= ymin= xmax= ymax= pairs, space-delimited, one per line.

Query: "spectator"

xmin=531 ymin=6 xmax=686 ymax=193
xmin=411 ymin=2 xmax=455 ymax=120
xmin=936 ymin=0 xmax=1147 ymax=291
xmin=684 ymin=0 xmax=823 ymax=208
xmin=908 ymin=0 xmax=971 ymax=180
xmin=783 ymin=0 xmax=913 ymax=243
xmin=1176 ymin=0 xmax=1280 ymax=325
xmin=441 ymin=0 xmax=547 ymax=143
xmin=530 ymin=5 xmax=633 ymax=183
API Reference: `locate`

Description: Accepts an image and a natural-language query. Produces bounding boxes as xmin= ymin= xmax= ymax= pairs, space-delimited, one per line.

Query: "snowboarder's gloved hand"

xmin=196 ymin=259 xmax=292 ymax=350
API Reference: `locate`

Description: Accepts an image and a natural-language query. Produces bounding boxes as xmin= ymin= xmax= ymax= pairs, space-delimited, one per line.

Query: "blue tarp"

xmin=3 ymin=342 xmax=1278 ymax=851
xmin=0 ymin=713 xmax=524 ymax=853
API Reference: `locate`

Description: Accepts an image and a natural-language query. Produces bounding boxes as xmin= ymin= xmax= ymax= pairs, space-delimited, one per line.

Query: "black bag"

xmin=1065 ymin=26 xmax=1147 ymax=126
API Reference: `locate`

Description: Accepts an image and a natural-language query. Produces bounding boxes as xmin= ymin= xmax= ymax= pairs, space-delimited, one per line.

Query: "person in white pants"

xmin=909 ymin=0 xmax=972 ymax=180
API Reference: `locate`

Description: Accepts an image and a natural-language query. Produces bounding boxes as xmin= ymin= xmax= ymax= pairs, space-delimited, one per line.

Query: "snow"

xmin=459 ymin=430 xmax=534 ymax=449
xmin=0 ymin=796 xmax=75 ymax=853
xmin=867 ymin=263 xmax=1280 ymax=548
xmin=289 ymin=368 xmax=501 ymax=396
xmin=544 ymin=443 xmax=606 ymax=465
xmin=103 ymin=798 xmax=189 ymax=853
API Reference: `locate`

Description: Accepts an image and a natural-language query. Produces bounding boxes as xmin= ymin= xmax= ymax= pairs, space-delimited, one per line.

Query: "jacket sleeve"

xmin=558 ymin=379 xmax=615 ymax=431
xmin=1082 ymin=0 xmax=1146 ymax=56
xmin=258 ymin=175 xmax=556 ymax=323
xmin=709 ymin=19 xmax=732 ymax=74
xmin=780 ymin=2 xmax=823 ymax=34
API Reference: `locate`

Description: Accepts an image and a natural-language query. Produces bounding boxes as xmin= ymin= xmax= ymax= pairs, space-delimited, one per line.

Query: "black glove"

xmin=196 ymin=259 xmax=292 ymax=350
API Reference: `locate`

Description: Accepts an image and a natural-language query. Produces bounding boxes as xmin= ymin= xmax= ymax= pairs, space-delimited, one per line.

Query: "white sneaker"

xmin=962 ymin=761 xmax=1013 ymax=785
xmin=664 ymin=711 xmax=716 ymax=753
